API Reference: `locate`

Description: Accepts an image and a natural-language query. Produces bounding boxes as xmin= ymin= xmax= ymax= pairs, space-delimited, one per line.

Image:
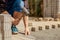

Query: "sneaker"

xmin=11 ymin=25 xmax=18 ymax=34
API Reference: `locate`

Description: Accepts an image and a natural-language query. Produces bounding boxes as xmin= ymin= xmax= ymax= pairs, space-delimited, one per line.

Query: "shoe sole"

xmin=12 ymin=32 xmax=18 ymax=35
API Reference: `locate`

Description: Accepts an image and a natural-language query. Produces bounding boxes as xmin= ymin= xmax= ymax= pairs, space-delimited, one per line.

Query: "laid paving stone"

xmin=31 ymin=27 xmax=35 ymax=32
xmin=34 ymin=18 xmax=38 ymax=21
xmin=28 ymin=23 xmax=33 ymax=26
xmin=52 ymin=25 xmax=55 ymax=29
xmin=45 ymin=25 xmax=49 ymax=29
xmin=58 ymin=24 xmax=60 ymax=28
xmin=54 ymin=18 xmax=60 ymax=21
xmin=43 ymin=17 xmax=54 ymax=21
xmin=38 ymin=18 xmax=43 ymax=21
xmin=49 ymin=18 xmax=54 ymax=21
xmin=38 ymin=26 xmax=42 ymax=30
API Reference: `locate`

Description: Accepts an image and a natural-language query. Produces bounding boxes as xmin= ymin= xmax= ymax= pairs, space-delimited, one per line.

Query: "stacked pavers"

xmin=0 ymin=14 xmax=12 ymax=40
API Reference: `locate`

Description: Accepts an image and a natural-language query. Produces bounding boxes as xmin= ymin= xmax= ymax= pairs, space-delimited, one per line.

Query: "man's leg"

xmin=13 ymin=11 xmax=23 ymax=25
xmin=12 ymin=11 xmax=23 ymax=34
xmin=23 ymin=14 xmax=30 ymax=35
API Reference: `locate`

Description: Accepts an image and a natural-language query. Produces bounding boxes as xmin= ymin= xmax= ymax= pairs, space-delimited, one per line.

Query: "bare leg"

xmin=23 ymin=14 xmax=30 ymax=35
xmin=13 ymin=11 xmax=23 ymax=25
xmin=12 ymin=11 xmax=24 ymax=34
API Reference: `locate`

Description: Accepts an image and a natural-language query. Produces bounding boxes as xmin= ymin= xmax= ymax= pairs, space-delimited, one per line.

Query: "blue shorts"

xmin=6 ymin=0 xmax=24 ymax=16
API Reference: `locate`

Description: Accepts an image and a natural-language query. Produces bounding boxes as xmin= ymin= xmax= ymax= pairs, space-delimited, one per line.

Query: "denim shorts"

xmin=6 ymin=0 xmax=24 ymax=16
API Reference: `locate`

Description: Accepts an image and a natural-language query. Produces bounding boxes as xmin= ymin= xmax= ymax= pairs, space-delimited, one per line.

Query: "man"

xmin=6 ymin=0 xmax=30 ymax=35
xmin=6 ymin=0 xmax=23 ymax=34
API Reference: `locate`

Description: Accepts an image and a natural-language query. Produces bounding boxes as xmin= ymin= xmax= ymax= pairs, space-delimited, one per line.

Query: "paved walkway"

xmin=12 ymin=28 xmax=60 ymax=40
xmin=12 ymin=19 xmax=60 ymax=40
xmin=12 ymin=34 xmax=35 ymax=40
xmin=31 ymin=28 xmax=60 ymax=40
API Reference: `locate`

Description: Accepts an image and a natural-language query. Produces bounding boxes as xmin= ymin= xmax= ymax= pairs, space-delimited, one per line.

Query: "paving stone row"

xmin=29 ymin=17 xmax=60 ymax=21
xmin=28 ymin=21 xmax=60 ymax=32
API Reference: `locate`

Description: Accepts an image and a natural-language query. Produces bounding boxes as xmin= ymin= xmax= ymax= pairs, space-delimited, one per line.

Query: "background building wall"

xmin=58 ymin=0 xmax=60 ymax=14
xmin=28 ymin=0 xmax=59 ymax=18
xmin=43 ymin=0 xmax=57 ymax=18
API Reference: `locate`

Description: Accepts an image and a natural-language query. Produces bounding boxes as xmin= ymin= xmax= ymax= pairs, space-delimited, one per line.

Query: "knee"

xmin=12 ymin=19 xmax=20 ymax=25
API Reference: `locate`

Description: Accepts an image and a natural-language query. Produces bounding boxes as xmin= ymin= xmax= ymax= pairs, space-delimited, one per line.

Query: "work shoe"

xmin=11 ymin=25 xmax=18 ymax=34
